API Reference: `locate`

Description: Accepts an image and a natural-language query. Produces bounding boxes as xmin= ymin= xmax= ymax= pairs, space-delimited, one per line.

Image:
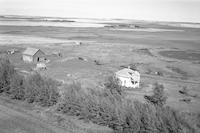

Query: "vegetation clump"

xmin=0 ymin=58 xmax=15 ymax=93
xmin=0 ymin=57 xmax=197 ymax=133
xmin=58 ymin=80 xmax=195 ymax=133
xmin=24 ymin=73 xmax=60 ymax=106
xmin=0 ymin=57 xmax=60 ymax=106
xmin=144 ymin=83 xmax=167 ymax=107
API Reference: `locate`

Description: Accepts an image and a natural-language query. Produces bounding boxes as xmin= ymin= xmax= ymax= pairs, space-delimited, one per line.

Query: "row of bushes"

xmin=0 ymin=58 xmax=60 ymax=106
xmin=57 ymin=78 xmax=195 ymax=133
xmin=0 ymin=57 xmax=196 ymax=132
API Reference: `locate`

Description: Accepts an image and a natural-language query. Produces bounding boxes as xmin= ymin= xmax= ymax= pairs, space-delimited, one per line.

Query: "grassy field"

xmin=0 ymin=19 xmax=200 ymax=115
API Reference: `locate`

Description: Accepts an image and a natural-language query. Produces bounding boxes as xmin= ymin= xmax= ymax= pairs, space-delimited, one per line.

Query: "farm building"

xmin=22 ymin=47 xmax=46 ymax=63
xmin=7 ymin=48 xmax=18 ymax=54
xmin=115 ymin=68 xmax=140 ymax=88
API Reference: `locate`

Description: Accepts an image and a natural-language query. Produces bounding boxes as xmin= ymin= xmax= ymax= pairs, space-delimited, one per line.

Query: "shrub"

xmin=144 ymin=83 xmax=167 ymax=107
xmin=129 ymin=64 xmax=137 ymax=71
xmin=0 ymin=57 xmax=60 ymax=106
xmin=57 ymin=82 xmax=195 ymax=133
xmin=0 ymin=57 xmax=196 ymax=132
xmin=24 ymin=73 xmax=60 ymax=106
xmin=8 ymin=73 xmax=25 ymax=100
xmin=57 ymin=82 xmax=122 ymax=126
xmin=179 ymin=86 xmax=188 ymax=95
xmin=104 ymin=76 xmax=123 ymax=97
xmin=0 ymin=57 xmax=25 ymax=99
xmin=57 ymin=82 xmax=85 ymax=115
xmin=94 ymin=60 xmax=102 ymax=65
xmin=0 ymin=58 xmax=15 ymax=93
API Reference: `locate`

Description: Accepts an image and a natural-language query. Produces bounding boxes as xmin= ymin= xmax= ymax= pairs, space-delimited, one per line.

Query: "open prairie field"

xmin=1 ymin=19 xmax=200 ymax=114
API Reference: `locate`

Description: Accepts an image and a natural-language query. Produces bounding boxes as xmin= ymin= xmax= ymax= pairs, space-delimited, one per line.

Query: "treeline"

xmin=57 ymin=78 xmax=195 ymax=133
xmin=0 ymin=57 xmax=197 ymax=133
xmin=0 ymin=57 xmax=60 ymax=106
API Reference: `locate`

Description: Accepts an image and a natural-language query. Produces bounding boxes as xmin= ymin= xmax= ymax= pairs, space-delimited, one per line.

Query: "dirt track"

xmin=0 ymin=104 xmax=70 ymax=133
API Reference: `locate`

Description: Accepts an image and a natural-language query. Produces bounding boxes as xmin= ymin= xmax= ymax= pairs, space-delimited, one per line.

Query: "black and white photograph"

xmin=0 ymin=0 xmax=200 ymax=132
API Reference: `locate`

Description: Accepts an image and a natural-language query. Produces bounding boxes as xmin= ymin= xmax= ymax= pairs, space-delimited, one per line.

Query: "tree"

xmin=104 ymin=76 xmax=123 ymax=96
xmin=144 ymin=83 xmax=167 ymax=107
xmin=0 ymin=58 xmax=15 ymax=93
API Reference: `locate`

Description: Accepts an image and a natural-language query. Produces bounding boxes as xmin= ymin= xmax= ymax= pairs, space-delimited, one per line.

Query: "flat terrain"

xmin=0 ymin=18 xmax=200 ymax=114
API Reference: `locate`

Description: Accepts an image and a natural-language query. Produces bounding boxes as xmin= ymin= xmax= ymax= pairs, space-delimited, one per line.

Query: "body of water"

xmin=0 ymin=20 xmax=106 ymax=27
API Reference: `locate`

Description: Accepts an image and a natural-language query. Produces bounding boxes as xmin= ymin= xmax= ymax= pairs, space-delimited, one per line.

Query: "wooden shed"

xmin=22 ymin=47 xmax=45 ymax=63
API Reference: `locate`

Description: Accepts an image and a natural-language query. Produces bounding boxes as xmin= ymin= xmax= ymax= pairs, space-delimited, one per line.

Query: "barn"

xmin=22 ymin=47 xmax=45 ymax=63
xmin=115 ymin=68 xmax=140 ymax=88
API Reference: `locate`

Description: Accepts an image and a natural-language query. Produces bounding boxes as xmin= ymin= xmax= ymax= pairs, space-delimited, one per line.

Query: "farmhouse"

xmin=115 ymin=68 xmax=140 ymax=88
xmin=22 ymin=47 xmax=45 ymax=63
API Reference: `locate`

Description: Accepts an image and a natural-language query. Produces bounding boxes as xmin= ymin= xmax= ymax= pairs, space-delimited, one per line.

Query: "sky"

xmin=0 ymin=0 xmax=200 ymax=22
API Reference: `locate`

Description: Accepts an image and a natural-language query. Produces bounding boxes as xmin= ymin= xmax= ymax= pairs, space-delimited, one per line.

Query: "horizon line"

xmin=0 ymin=14 xmax=200 ymax=24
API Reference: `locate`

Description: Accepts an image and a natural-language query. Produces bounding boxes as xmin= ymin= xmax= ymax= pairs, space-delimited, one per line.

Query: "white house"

xmin=22 ymin=47 xmax=45 ymax=63
xmin=115 ymin=68 xmax=140 ymax=88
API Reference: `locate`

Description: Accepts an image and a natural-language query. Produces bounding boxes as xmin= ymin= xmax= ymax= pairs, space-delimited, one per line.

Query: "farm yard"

xmin=0 ymin=17 xmax=200 ymax=132
xmin=1 ymin=20 xmax=200 ymax=112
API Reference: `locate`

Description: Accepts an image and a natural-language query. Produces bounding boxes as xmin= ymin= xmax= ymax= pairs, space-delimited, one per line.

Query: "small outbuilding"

xmin=7 ymin=49 xmax=18 ymax=54
xmin=22 ymin=47 xmax=45 ymax=63
xmin=115 ymin=68 xmax=140 ymax=88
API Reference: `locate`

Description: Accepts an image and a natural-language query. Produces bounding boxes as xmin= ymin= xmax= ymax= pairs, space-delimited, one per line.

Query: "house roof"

xmin=115 ymin=68 xmax=140 ymax=78
xmin=22 ymin=47 xmax=40 ymax=56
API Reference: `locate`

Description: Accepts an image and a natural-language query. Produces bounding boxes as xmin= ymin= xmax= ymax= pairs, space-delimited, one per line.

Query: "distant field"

xmin=1 ymin=24 xmax=200 ymax=49
xmin=159 ymin=50 xmax=200 ymax=61
xmin=0 ymin=34 xmax=74 ymax=46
